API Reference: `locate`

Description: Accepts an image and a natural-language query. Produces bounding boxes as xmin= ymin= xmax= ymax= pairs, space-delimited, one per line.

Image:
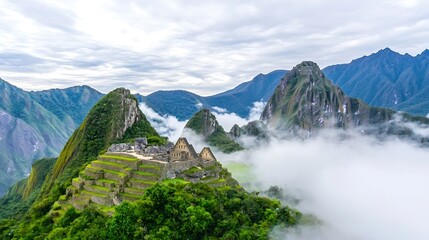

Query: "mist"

xmin=221 ymin=130 xmax=429 ymax=240
xmin=141 ymin=102 xmax=429 ymax=239
xmin=139 ymin=102 xmax=266 ymax=141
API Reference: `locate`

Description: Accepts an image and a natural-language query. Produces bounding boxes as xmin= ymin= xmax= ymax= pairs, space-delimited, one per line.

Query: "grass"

xmin=91 ymin=185 xmax=110 ymax=192
xmin=72 ymin=178 xmax=80 ymax=183
xmin=208 ymin=178 xmax=226 ymax=184
xmin=162 ymin=178 xmax=190 ymax=185
xmin=134 ymin=171 xmax=158 ymax=177
xmin=124 ymin=187 xmax=146 ymax=193
xmin=138 ymin=164 xmax=161 ymax=171
xmin=99 ymin=154 xmax=138 ymax=162
xmin=52 ymin=201 xmax=62 ymax=210
xmin=102 ymin=168 xmax=127 ymax=178
xmin=97 ymin=179 xmax=118 ymax=184
xmin=183 ymin=166 xmax=202 ymax=175
xmin=59 ymin=195 xmax=67 ymax=201
xmin=81 ymin=190 xmax=106 ymax=198
xmin=131 ymin=179 xmax=157 ymax=185
xmin=92 ymin=160 xmax=127 ymax=168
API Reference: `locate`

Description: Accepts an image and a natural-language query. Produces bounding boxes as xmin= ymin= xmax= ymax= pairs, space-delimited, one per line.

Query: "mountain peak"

xmin=261 ymin=61 xmax=394 ymax=132
xmin=185 ymin=109 xmax=243 ymax=153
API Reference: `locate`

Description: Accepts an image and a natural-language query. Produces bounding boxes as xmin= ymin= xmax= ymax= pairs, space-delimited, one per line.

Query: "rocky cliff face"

xmin=261 ymin=61 xmax=395 ymax=133
xmin=184 ymin=109 xmax=243 ymax=153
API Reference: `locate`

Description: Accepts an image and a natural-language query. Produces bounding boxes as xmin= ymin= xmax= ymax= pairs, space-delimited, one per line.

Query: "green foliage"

xmin=207 ymin=127 xmax=243 ymax=153
xmin=29 ymin=88 xmax=161 ymax=221
xmin=0 ymin=183 xmax=301 ymax=239
xmin=0 ymin=158 xmax=56 ymax=220
xmin=186 ymin=109 xmax=243 ymax=153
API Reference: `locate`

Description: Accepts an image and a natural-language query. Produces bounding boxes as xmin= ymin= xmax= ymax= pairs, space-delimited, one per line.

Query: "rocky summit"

xmin=261 ymin=61 xmax=395 ymax=133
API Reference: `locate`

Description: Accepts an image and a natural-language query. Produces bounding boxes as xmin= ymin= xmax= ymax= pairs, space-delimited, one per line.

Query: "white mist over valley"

xmin=141 ymin=103 xmax=429 ymax=240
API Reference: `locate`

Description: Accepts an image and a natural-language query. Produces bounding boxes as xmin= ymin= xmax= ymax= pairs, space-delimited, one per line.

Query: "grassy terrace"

xmin=138 ymin=164 xmax=161 ymax=170
xmin=99 ymin=154 xmax=138 ymax=162
xmin=93 ymin=160 xmax=128 ymax=168
xmin=97 ymin=179 xmax=118 ymax=184
xmin=131 ymin=179 xmax=157 ymax=185
xmin=81 ymin=189 xmax=106 ymax=198
xmin=121 ymin=192 xmax=141 ymax=199
xmin=183 ymin=166 xmax=202 ymax=175
xmin=124 ymin=187 xmax=146 ymax=193
xmin=134 ymin=171 xmax=158 ymax=177
xmin=91 ymin=185 xmax=110 ymax=192
xmin=162 ymin=178 xmax=190 ymax=185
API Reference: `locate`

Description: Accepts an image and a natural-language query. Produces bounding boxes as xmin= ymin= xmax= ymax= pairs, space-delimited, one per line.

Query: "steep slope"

xmin=323 ymin=48 xmax=429 ymax=116
xmin=0 ymin=158 xmax=56 ymax=220
xmin=261 ymin=61 xmax=396 ymax=133
xmin=31 ymin=88 xmax=161 ymax=217
xmin=184 ymin=109 xmax=243 ymax=153
xmin=144 ymin=70 xmax=285 ymax=120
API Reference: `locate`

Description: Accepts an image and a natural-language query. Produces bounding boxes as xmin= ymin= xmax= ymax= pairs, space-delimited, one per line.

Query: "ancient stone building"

xmin=199 ymin=147 xmax=216 ymax=161
xmin=169 ymin=137 xmax=198 ymax=161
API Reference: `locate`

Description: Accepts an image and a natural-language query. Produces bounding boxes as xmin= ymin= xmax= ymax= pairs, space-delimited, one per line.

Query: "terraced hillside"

xmin=50 ymin=151 xmax=237 ymax=217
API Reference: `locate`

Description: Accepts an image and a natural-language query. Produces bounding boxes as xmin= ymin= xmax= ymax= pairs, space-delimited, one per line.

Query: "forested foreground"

xmin=0 ymin=183 xmax=301 ymax=240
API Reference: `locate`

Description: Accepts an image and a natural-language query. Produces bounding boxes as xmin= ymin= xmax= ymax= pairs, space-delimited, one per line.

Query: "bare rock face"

xmin=134 ymin=138 xmax=148 ymax=153
xmin=114 ymin=88 xmax=140 ymax=139
xmin=108 ymin=143 xmax=133 ymax=152
xmin=261 ymin=61 xmax=395 ymax=133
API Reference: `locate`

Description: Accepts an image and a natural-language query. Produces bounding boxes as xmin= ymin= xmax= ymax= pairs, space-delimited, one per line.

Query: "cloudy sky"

xmin=0 ymin=0 xmax=428 ymax=95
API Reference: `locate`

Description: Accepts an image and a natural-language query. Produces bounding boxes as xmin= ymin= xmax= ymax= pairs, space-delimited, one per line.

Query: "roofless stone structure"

xmin=52 ymin=137 xmax=236 ymax=215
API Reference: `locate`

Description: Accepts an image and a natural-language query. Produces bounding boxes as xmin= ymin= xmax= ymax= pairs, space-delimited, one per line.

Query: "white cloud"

xmin=139 ymin=103 xmax=186 ymax=142
xmin=212 ymin=101 xmax=266 ymax=131
xmin=1 ymin=0 xmax=428 ymax=94
xmin=219 ymin=129 xmax=429 ymax=240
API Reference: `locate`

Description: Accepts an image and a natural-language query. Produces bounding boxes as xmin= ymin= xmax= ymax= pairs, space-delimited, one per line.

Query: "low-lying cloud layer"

xmin=1 ymin=0 xmax=429 ymax=94
xmin=140 ymin=101 xmax=265 ymax=142
xmin=222 ymin=131 xmax=429 ymax=240
xmin=141 ymin=102 xmax=429 ymax=239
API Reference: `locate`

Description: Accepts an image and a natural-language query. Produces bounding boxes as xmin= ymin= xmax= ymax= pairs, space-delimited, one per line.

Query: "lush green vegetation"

xmin=207 ymin=127 xmax=243 ymax=153
xmin=29 ymin=88 xmax=162 ymax=220
xmin=0 ymin=183 xmax=301 ymax=239
xmin=185 ymin=109 xmax=243 ymax=153
xmin=0 ymin=158 xmax=56 ymax=220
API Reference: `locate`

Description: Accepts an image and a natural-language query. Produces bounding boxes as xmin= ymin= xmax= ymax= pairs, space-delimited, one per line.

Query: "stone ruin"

xmin=50 ymin=137 xmax=236 ymax=216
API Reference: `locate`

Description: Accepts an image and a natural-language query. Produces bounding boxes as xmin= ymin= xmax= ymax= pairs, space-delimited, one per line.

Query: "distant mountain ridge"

xmin=261 ymin=61 xmax=429 ymax=145
xmin=143 ymin=70 xmax=287 ymax=120
xmin=0 ymin=79 xmax=102 ymax=196
xmin=324 ymin=48 xmax=429 ymax=116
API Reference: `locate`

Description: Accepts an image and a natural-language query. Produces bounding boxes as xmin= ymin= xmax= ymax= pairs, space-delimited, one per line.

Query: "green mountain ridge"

xmin=184 ymin=109 xmax=243 ymax=153
xmin=31 ymin=88 xmax=161 ymax=218
xmin=0 ymin=88 xmax=301 ymax=240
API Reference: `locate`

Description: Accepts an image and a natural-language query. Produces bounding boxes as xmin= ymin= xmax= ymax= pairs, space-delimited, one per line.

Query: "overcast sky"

xmin=0 ymin=0 xmax=428 ymax=95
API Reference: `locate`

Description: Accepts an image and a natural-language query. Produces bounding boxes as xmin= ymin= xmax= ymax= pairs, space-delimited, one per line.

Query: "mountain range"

xmin=2 ymin=48 xmax=429 ymax=196
xmin=144 ymin=48 xmax=429 ymax=120
xmin=324 ymin=48 xmax=429 ymax=116
xmin=0 ymin=79 xmax=102 ymax=196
